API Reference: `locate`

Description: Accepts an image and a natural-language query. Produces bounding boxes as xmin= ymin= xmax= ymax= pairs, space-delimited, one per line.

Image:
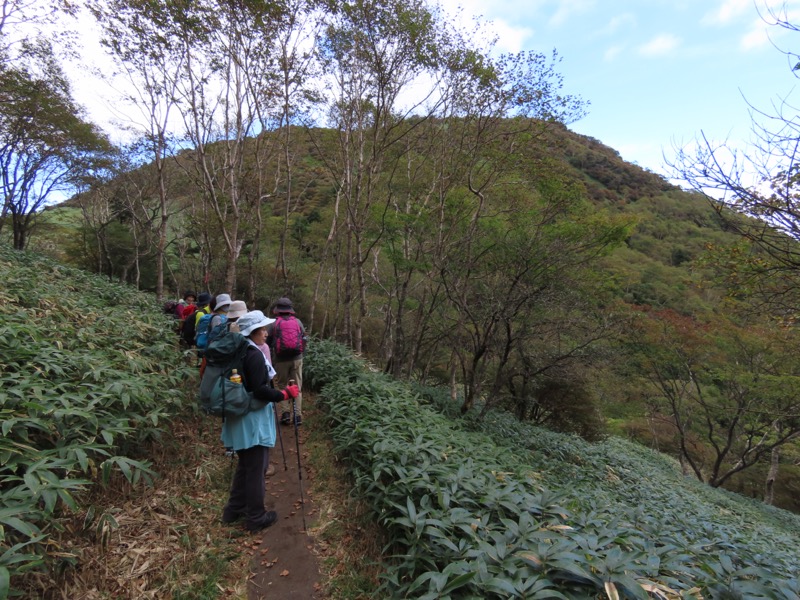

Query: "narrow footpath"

xmin=247 ymin=417 xmax=323 ymax=599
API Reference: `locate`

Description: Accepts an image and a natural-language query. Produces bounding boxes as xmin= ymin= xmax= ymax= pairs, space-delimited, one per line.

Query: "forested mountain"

xmin=3 ymin=0 xmax=799 ymax=516
xmin=5 ymin=1 xmax=800 ymax=596
xmin=23 ymin=118 xmax=800 ymax=513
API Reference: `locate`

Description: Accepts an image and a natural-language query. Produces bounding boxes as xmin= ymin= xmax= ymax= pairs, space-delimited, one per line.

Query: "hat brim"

xmin=241 ymin=317 xmax=275 ymax=336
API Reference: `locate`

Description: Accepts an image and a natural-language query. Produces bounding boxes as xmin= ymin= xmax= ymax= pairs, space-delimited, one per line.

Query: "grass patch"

xmin=305 ymin=402 xmax=385 ymax=599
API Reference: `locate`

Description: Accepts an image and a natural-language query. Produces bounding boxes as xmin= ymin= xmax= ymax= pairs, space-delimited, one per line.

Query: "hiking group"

xmin=173 ymin=293 xmax=307 ymax=533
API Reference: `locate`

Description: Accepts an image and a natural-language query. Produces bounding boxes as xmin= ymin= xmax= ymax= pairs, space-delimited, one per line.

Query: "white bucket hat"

xmin=214 ymin=293 xmax=232 ymax=311
xmin=237 ymin=310 xmax=275 ymax=337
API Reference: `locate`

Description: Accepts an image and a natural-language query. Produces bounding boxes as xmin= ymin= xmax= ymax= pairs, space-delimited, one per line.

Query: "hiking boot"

xmin=221 ymin=509 xmax=242 ymax=524
xmin=246 ymin=511 xmax=278 ymax=532
xmin=294 ymin=415 xmax=302 ymax=426
xmin=265 ymin=463 xmax=276 ymax=477
xmin=280 ymin=411 xmax=291 ymax=425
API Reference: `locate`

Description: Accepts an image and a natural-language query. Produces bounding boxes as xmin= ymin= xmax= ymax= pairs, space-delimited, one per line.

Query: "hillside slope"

xmin=305 ymin=339 xmax=800 ymax=599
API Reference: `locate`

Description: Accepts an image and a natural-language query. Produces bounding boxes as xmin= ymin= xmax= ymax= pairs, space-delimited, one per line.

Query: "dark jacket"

xmin=241 ymin=345 xmax=284 ymax=404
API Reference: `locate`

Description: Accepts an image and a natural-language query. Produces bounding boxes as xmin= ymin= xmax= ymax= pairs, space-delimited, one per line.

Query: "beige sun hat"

xmin=227 ymin=300 xmax=247 ymax=320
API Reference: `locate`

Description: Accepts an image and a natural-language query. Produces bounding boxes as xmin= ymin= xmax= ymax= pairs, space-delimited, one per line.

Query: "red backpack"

xmin=273 ymin=316 xmax=305 ymax=359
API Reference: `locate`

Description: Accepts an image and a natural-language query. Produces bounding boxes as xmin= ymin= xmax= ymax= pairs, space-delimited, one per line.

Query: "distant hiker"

xmin=220 ymin=310 xmax=299 ymax=532
xmin=226 ymin=300 xmax=248 ymax=333
xmin=210 ymin=293 xmax=232 ymax=329
xmin=171 ymin=291 xmax=195 ymax=336
xmin=196 ymin=293 xmax=231 ymax=356
xmin=177 ymin=290 xmax=197 ymax=321
xmin=180 ymin=291 xmax=211 ymax=348
xmin=267 ymin=297 xmax=306 ymax=426
xmin=163 ymin=299 xmax=180 ymax=318
xmin=195 ymin=292 xmax=212 ymax=323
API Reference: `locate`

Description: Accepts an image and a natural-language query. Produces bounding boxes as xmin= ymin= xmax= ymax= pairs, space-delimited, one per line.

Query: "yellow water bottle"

xmin=229 ymin=369 xmax=242 ymax=384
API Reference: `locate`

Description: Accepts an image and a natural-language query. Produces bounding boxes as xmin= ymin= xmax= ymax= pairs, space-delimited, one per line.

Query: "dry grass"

xmin=17 ymin=414 xmax=252 ymax=600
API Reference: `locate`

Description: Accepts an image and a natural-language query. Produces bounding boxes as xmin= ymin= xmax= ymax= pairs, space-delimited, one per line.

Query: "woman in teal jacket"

xmin=220 ymin=310 xmax=299 ymax=532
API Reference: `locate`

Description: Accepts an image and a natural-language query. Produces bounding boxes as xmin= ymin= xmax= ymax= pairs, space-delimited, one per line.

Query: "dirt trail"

xmin=247 ymin=419 xmax=323 ymax=599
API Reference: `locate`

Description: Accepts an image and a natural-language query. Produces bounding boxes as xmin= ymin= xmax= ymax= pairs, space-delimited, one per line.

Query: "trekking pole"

xmin=288 ymin=379 xmax=307 ymax=531
xmin=225 ymin=447 xmax=236 ymax=485
xmin=274 ymin=402 xmax=288 ymax=470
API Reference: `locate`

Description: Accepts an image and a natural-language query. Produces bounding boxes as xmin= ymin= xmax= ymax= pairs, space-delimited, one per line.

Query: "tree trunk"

xmin=155 ymin=156 xmax=169 ymax=300
xmin=764 ymin=445 xmax=780 ymax=505
xmin=449 ymin=350 xmax=458 ymax=404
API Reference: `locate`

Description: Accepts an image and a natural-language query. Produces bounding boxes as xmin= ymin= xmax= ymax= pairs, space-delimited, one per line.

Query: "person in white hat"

xmin=226 ymin=300 xmax=248 ymax=332
xmin=209 ymin=293 xmax=233 ymax=330
xmin=220 ymin=310 xmax=299 ymax=533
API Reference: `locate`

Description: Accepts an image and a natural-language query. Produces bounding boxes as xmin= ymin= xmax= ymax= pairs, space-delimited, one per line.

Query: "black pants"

xmin=224 ymin=445 xmax=270 ymax=530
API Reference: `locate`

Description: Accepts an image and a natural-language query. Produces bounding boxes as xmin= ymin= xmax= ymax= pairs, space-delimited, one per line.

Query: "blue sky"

xmin=440 ymin=0 xmax=800 ymax=177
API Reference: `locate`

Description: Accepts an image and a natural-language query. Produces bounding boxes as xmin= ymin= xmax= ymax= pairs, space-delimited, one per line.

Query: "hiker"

xmin=194 ymin=292 xmax=212 ymax=324
xmin=196 ymin=293 xmax=232 ymax=357
xmin=267 ymin=297 xmax=306 ymax=426
xmin=197 ymin=294 xmax=237 ymax=375
xmin=177 ymin=290 xmax=197 ymax=321
xmin=180 ymin=292 xmax=211 ymax=348
xmin=221 ymin=310 xmax=299 ymax=532
xmin=254 ymin=323 xmax=275 ymax=373
xmin=227 ymin=303 xmax=277 ymax=389
xmin=209 ymin=293 xmax=232 ymax=329
xmin=172 ymin=291 xmax=196 ymax=336
xmin=250 ymin=309 xmax=280 ymax=479
xmin=226 ymin=300 xmax=247 ymax=333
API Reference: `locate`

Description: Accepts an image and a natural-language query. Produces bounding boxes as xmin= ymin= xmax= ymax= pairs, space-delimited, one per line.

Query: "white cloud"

xmin=596 ymin=13 xmax=636 ymax=36
xmin=492 ymin=21 xmax=534 ymax=54
xmin=740 ymin=18 xmax=771 ymax=49
xmin=738 ymin=5 xmax=800 ymax=52
xmin=638 ymin=33 xmax=681 ymax=57
xmin=702 ymin=0 xmax=751 ymax=25
xmin=436 ymin=0 xmax=534 ymax=54
xmin=549 ymin=0 xmax=595 ymax=27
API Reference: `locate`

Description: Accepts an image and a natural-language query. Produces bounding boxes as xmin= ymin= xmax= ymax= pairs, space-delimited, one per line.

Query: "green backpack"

xmin=198 ymin=331 xmax=268 ymax=419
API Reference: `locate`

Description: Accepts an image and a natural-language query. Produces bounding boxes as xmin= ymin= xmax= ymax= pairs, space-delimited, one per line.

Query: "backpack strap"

xmin=272 ymin=317 xmax=282 ymax=351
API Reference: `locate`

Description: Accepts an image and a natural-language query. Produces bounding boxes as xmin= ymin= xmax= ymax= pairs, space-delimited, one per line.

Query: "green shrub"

xmin=306 ymin=338 xmax=800 ymax=599
xmin=0 ymin=246 xmax=193 ymax=597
